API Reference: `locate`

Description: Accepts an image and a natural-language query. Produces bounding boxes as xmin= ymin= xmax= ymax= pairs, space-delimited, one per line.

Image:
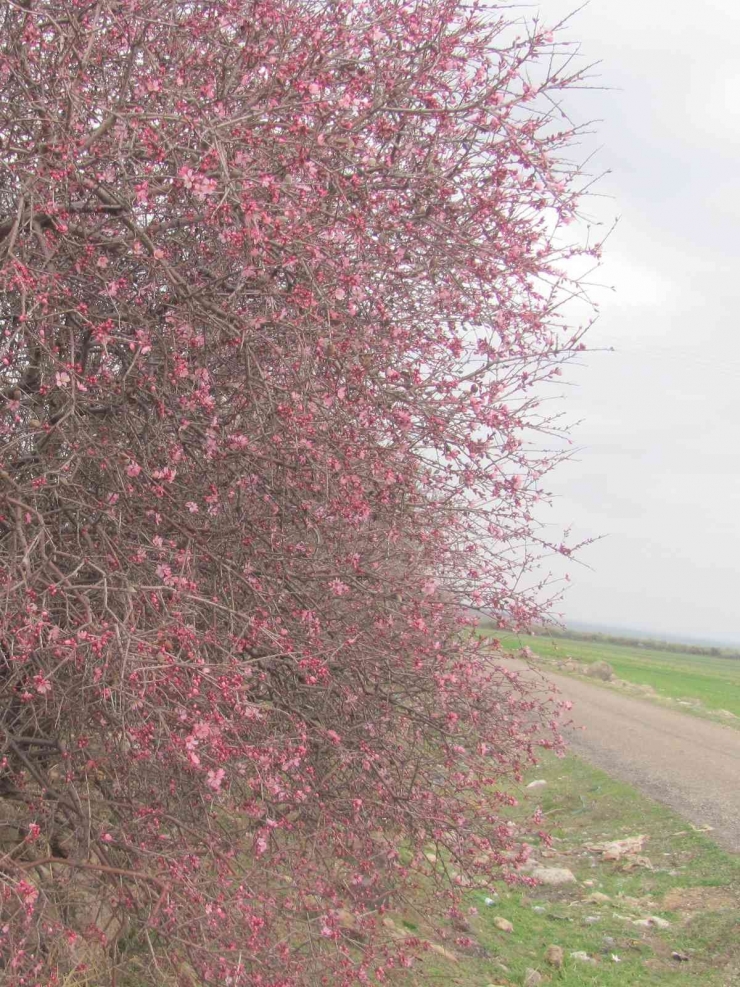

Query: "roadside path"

xmin=507 ymin=660 xmax=740 ymax=852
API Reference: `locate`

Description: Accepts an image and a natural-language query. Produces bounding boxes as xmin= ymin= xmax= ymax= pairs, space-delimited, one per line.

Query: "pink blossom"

xmin=33 ymin=675 xmax=51 ymax=695
xmin=179 ymin=166 xmax=196 ymax=189
xmin=205 ymin=768 xmax=226 ymax=792
xmin=152 ymin=467 xmax=177 ymax=484
xmin=16 ymin=880 xmax=38 ymax=918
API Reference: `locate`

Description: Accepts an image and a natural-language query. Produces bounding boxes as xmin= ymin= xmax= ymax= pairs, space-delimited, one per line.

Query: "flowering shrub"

xmin=0 ymin=0 xmax=596 ymax=983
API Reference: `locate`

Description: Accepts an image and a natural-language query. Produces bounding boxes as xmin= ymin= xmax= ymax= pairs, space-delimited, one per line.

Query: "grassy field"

xmin=401 ymin=753 xmax=740 ymax=986
xmin=490 ymin=631 xmax=740 ymax=719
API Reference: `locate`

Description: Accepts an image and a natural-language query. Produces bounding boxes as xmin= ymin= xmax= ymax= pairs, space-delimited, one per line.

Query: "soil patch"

xmin=663 ymin=886 xmax=738 ymax=913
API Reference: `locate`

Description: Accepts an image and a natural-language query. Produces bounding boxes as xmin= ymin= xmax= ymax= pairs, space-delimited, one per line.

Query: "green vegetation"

xmin=405 ymin=754 xmax=740 ymax=985
xmin=490 ymin=631 xmax=740 ymax=719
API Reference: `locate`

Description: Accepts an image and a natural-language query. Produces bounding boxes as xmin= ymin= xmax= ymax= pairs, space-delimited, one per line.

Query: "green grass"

xmin=489 ymin=631 xmax=740 ymax=719
xmin=407 ymin=754 xmax=740 ymax=986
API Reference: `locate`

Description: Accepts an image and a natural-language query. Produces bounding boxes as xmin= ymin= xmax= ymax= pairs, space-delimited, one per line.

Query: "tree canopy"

xmin=0 ymin=1 xmax=595 ymax=983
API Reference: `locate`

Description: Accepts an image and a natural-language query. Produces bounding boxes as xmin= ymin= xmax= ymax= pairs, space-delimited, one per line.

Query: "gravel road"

xmin=512 ymin=661 xmax=740 ymax=852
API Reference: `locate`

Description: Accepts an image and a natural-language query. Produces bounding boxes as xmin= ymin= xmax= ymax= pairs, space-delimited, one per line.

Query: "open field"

xmin=404 ymin=754 xmax=740 ymax=986
xmin=489 ymin=631 xmax=740 ymax=720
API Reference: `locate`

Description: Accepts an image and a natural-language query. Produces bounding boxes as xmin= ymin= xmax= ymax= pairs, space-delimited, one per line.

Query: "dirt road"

xmin=512 ymin=661 xmax=740 ymax=852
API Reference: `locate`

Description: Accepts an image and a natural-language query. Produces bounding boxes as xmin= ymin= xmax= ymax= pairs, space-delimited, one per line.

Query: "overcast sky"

xmin=534 ymin=0 xmax=740 ymax=644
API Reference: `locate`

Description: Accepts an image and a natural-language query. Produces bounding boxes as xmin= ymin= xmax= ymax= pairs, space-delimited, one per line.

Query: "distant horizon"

xmin=475 ymin=611 xmax=740 ymax=649
xmin=561 ymin=619 xmax=740 ymax=651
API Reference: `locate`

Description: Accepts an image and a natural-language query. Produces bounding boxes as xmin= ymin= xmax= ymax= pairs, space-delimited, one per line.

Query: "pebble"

xmin=493 ymin=917 xmax=513 ymax=933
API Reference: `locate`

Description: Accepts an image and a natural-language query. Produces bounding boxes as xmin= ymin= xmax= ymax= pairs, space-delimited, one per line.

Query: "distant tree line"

xmin=527 ymin=626 xmax=740 ymax=660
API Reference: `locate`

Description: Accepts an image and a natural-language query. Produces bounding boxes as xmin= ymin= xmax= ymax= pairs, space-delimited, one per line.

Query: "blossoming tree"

xmin=0 ymin=0 xmax=596 ymax=982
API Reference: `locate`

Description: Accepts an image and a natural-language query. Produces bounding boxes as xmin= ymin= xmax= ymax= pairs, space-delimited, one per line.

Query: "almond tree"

xmin=0 ymin=1 xmax=596 ymax=983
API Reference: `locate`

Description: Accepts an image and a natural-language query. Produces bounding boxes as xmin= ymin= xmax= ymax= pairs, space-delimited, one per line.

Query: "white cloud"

xmin=516 ymin=1 xmax=740 ymax=642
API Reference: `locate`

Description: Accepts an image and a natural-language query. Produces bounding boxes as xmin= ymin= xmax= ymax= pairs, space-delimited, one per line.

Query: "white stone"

xmin=633 ymin=915 xmax=670 ymax=929
xmin=570 ymin=950 xmax=596 ymax=964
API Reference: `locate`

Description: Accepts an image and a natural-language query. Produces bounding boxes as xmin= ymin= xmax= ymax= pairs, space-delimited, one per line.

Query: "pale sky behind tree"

xmin=535 ymin=0 xmax=740 ymax=644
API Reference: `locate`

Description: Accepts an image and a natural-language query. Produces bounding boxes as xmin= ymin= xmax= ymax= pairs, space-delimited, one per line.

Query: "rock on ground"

xmin=633 ymin=915 xmax=670 ymax=929
xmin=523 ymin=969 xmax=544 ymax=987
xmin=585 ymin=835 xmax=647 ymax=860
xmin=530 ymin=866 xmax=577 ymax=885
xmin=570 ymin=950 xmax=597 ymax=963
xmin=585 ymin=660 xmax=614 ymax=681
xmin=545 ymin=944 xmax=564 ymax=968
xmin=428 ymin=943 xmax=458 ymax=962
